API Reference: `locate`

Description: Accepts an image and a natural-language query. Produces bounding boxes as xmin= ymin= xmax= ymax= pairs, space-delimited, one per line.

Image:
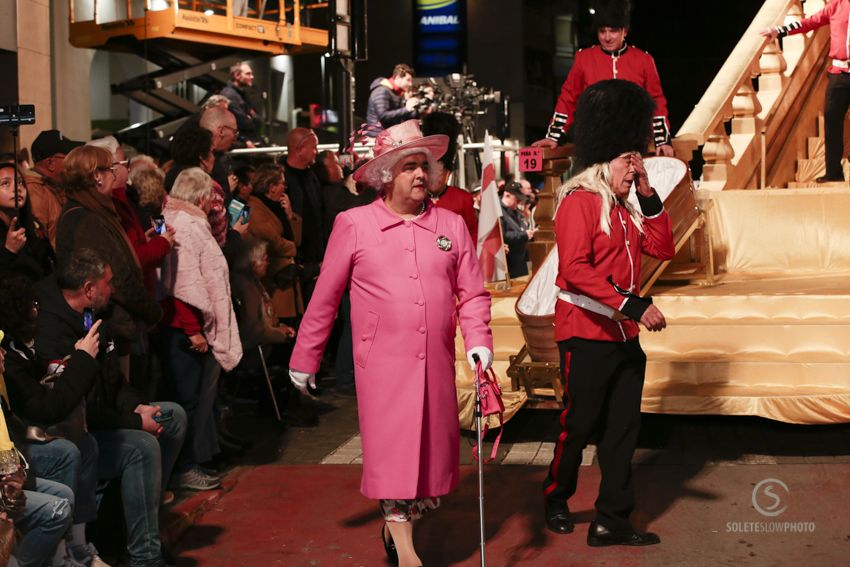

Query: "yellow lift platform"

xmin=69 ymin=1 xmax=328 ymax=55
xmin=68 ymin=1 xmax=329 ymax=150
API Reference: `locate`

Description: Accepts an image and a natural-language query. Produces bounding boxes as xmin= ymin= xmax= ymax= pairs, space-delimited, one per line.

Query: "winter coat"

xmin=366 ymin=78 xmax=417 ymax=131
xmin=290 ymin=199 xmax=493 ymax=499
xmin=112 ymin=185 xmax=171 ymax=294
xmin=1 ymin=336 xmax=97 ymax=434
xmin=23 ymin=169 xmax=64 ymax=249
xmin=160 ymin=198 xmax=242 ymax=371
xmin=55 ymin=197 xmax=162 ymax=340
xmin=34 ymin=276 xmax=147 ymax=431
xmin=245 ymin=195 xmax=301 ymax=319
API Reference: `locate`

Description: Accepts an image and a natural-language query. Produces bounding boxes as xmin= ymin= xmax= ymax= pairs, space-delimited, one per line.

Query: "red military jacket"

xmin=430 ymin=185 xmax=478 ymax=243
xmin=546 ymin=44 xmax=671 ymax=147
xmin=554 ymin=189 xmax=674 ymax=343
xmin=779 ymin=0 xmax=850 ymax=73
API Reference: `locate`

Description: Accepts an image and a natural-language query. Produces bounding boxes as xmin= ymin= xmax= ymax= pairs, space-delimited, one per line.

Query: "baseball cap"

xmin=31 ymin=130 xmax=84 ymax=163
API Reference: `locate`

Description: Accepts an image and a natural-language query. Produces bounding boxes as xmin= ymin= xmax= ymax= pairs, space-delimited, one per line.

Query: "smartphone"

xmin=227 ymin=198 xmax=246 ymax=227
xmin=152 ymin=215 xmax=166 ymax=236
xmin=83 ymin=308 xmax=94 ymax=332
xmin=153 ymin=409 xmax=174 ymax=423
xmin=240 ymin=205 xmax=251 ymax=223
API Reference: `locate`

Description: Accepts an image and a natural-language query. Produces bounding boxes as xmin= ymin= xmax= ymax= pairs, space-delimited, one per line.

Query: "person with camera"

xmin=533 ymin=0 xmax=673 ymax=157
xmin=0 ymin=272 xmax=111 ymax=567
xmin=34 ymin=248 xmax=188 ymax=567
xmin=0 ymin=160 xmax=55 ymax=282
xmin=365 ymin=64 xmax=425 ymax=136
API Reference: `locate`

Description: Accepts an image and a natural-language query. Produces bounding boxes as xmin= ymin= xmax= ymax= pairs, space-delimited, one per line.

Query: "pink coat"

xmin=290 ymin=199 xmax=492 ymax=499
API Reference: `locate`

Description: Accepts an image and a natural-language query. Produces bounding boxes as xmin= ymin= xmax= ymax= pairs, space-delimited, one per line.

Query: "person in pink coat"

xmin=289 ymin=120 xmax=493 ymax=567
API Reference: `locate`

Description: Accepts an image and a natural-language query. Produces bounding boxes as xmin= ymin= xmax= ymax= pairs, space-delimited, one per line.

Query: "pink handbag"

xmin=472 ymin=362 xmax=505 ymax=464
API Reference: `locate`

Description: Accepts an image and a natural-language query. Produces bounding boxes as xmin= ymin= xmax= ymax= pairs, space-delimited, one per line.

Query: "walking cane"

xmin=472 ymin=353 xmax=486 ymax=567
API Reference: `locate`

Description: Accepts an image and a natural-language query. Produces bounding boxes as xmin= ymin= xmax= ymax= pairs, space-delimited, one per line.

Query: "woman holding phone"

xmin=0 ymin=159 xmax=54 ymax=281
xmin=159 ymin=168 xmax=242 ymax=491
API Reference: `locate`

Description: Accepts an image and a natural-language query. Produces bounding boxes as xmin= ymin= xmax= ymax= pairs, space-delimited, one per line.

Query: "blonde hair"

xmin=556 ymin=163 xmax=644 ymax=236
xmin=132 ymin=167 xmax=166 ymax=208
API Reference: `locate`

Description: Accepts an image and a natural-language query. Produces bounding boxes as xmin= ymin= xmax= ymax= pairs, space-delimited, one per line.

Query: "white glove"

xmin=289 ymin=369 xmax=316 ymax=395
xmin=466 ymin=347 xmax=493 ymax=372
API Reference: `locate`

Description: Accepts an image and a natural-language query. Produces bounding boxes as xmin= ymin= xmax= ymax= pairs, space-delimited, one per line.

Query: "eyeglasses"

xmin=113 ymin=160 xmax=129 ymax=167
xmin=222 ymin=125 xmax=240 ymax=136
xmin=96 ymin=166 xmax=117 ymax=174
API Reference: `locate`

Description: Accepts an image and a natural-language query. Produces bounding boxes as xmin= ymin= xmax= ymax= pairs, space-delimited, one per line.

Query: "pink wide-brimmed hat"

xmin=353 ymin=120 xmax=449 ymax=187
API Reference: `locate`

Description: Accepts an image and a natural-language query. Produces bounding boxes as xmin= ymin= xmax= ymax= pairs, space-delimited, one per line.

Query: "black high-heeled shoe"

xmin=381 ymin=524 xmax=399 ymax=565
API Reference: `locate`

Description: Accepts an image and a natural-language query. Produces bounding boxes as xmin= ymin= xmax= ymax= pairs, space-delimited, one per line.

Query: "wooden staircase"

xmin=788 ymin=113 xmax=850 ymax=187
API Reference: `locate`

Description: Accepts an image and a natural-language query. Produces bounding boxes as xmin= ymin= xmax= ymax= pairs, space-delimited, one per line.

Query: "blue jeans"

xmin=27 ymin=434 xmax=99 ymax=524
xmin=15 ymin=478 xmax=74 ymax=567
xmin=92 ymin=402 xmax=186 ymax=567
xmin=158 ymin=328 xmax=220 ymax=471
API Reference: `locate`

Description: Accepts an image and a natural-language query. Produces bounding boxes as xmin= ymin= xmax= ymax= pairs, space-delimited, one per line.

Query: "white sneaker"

xmin=171 ymin=466 xmax=222 ymax=491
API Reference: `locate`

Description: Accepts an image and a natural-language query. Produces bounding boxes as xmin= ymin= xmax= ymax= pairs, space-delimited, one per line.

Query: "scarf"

xmin=70 ymin=188 xmax=141 ymax=269
xmin=258 ymin=194 xmax=295 ymax=241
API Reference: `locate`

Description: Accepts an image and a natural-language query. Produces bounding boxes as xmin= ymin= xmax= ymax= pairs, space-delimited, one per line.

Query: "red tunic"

xmin=112 ymin=185 xmax=171 ymax=293
xmin=430 ymin=185 xmax=478 ymax=243
xmin=780 ymin=0 xmax=850 ymax=74
xmin=553 ymin=189 xmax=674 ymax=343
xmin=546 ymin=44 xmax=671 ymax=147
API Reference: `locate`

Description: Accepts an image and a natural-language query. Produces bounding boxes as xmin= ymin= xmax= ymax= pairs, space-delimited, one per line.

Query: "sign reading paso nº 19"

xmin=518 ymin=147 xmax=543 ymax=173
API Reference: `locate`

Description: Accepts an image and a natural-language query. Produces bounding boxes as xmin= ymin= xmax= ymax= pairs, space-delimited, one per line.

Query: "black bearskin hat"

xmin=592 ymin=0 xmax=631 ymax=30
xmin=572 ymin=79 xmax=655 ymax=171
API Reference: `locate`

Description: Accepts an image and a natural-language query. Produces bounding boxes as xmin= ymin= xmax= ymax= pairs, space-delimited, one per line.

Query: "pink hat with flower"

xmin=353 ymin=120 xmax=449 ymax=187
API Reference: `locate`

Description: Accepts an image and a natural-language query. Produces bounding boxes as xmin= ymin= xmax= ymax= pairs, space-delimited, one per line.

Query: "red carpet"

xmin=176 ymin=463 xmax=850 ymax=566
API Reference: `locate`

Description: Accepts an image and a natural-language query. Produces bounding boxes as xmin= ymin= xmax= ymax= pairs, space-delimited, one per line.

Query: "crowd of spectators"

xmin=0 ymin=105 xmax=538 ymax=566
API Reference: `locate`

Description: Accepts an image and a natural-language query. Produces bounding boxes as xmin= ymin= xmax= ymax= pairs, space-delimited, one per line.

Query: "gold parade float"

xmin=461 ymin=0 xmax=850 ymax=426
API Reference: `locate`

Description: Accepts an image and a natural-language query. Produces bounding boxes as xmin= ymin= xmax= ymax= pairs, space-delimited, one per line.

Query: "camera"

xmin=0 ymin=105 xmax=35 ymax=127
xmin=411 ymin=74 xmax=503 ymax=136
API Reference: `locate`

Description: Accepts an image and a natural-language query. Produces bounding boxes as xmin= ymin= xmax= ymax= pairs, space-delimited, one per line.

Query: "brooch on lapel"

xmin=436 ymin=235 xmax=452 ymax=251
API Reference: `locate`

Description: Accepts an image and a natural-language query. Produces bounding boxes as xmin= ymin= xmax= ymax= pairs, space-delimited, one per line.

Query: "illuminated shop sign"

xmin=414 ymin=0 xmax=466 ymax=75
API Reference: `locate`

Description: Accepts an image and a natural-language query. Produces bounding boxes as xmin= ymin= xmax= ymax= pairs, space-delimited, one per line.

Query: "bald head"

xmin=200 ymin=107 xmax=238 ymax=152
xmin=286 ymin=128 xmax=319 ymax=169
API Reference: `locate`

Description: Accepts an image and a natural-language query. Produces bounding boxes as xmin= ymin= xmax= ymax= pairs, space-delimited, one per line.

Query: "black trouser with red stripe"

xmin=543 ymin=337 xmax=646 ymax=532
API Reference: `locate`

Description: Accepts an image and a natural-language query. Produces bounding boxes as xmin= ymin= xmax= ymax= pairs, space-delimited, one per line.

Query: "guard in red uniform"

xmin=763 ymin=1 xmax=850 ymax=182
xmin=421 ymin=112 xmax=478 ymax=242
xmin=542 ymin=79 xmax=675 ymax=546
xmin=535 ymin=0 xmax=673 ymax=156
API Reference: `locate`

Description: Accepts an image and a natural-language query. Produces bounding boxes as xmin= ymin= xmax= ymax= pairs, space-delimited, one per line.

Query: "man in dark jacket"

xmin=220 ymin=62 xmax=263 ymax=147
xmin=365 ymin=63 xmax=421 ymax=136
xmin=285 ymin=128 xmax=325 ymax=303
xmin=34 ymin=248 xmax=187 ymax=567
xmin=500 ymin=183 xmax=535 ymax=277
